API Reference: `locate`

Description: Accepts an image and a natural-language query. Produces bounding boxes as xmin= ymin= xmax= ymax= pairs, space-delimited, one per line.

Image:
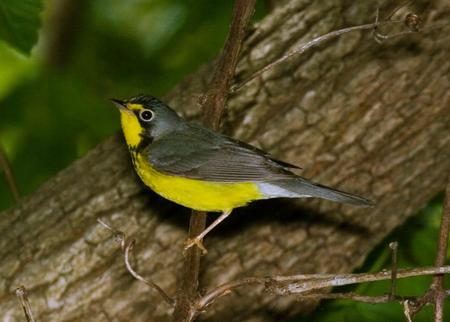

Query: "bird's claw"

xmin=184 ymin=237 xmax=208 ymax=255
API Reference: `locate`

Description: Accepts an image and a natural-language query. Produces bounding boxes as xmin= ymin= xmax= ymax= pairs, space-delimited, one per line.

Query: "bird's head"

xmin=111 ymin=94 xmax=182 ymax=149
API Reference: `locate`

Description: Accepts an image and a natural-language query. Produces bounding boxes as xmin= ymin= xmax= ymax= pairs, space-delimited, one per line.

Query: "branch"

xmin=15 ymin=286 xmax=35 ymax=322
xmin=389 ymin=241 xmax=399 ymax=300
xmin=287 ymin=291 xmax=428 ymax=305
xmin=97 ymin=219 xmax=175 ymax=306
xmin=404 ymin=300 xmax=413 ymax=322
xmin=232 ymin=21 xmax=397 ymax=92
xmin=172 ymin=1 xmax=256 ymax=321
xmin=198 ymin=265 xmax=450 ymax=310
xmin=0 ymin=141 xmax=20 ymax=203
xmin=232 ymin=5 xmax=449 ymax=92
xmin=200 ymin=0 xmax=256 ymax=130
xmin=432 ymin=174 xmax=450 ymax=322
xmin=399 ymin=173 xmax=450 ymax=321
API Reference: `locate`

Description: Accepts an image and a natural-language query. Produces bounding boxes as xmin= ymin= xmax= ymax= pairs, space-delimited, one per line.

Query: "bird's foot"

xmin=184 ymin=237 xmax=208 ymax=255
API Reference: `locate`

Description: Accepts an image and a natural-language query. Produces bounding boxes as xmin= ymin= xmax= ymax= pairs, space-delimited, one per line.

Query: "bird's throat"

xmin=120 ymin=110 xmax=142 ymax=147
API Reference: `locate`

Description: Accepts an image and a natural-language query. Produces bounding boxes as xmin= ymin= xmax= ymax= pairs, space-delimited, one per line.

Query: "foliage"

xmin=0 ymin=0 xmax=42 ymax=53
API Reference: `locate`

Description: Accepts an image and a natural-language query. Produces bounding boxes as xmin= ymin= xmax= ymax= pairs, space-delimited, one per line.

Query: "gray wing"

xmin=146 ymin=124 xmax=297 ymax=182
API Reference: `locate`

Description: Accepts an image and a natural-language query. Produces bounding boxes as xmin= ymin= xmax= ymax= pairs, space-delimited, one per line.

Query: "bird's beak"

xmin=110 ymin=98 xmax=129 ymax=112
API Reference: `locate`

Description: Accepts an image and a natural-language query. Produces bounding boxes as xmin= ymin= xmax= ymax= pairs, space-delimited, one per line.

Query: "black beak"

xmin=110 ymin=98 xmax=127 ymax=110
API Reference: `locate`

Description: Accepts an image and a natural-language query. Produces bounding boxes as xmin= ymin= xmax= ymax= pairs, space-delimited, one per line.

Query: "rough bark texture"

xmin=1 ymin=1 xmax=449 ymax=321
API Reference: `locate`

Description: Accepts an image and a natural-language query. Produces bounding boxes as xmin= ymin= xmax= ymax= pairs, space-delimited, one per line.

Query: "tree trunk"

xmin=1 ymin=1 xmax=449 ymax=321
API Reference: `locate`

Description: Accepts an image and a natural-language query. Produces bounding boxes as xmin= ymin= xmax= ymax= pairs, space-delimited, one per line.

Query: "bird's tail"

xmin=258 ymin=178 xmax=374 ymax=207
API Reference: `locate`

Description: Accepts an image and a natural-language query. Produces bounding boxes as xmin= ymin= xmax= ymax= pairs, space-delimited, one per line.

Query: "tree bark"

xmin=1 ymin=1 xmax=449 ymax=321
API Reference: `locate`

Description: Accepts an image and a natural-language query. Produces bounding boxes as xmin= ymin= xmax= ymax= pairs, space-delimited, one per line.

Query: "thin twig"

xmin=389 ymin=241 xmax=399 ymax=300
xmin=233 ymin=4 xmax=450 ymax=93
xmin=300 ymin=292 xmax=393 ymax=304
xmin=232 ymin=19 xmax=402 ymax=92
xmin=172 ymin=1 xmax=256 ymax=321
xmin=404 ymin=174 xmax=450 ymax=320
xmin=198 ymin=265 xmax=450 ymax=310
xmin=434 ymin=291 xmax=447 ymax=322
xmin=274 ymin=267 xmax=450 ymax=294
xmin=432 ymin=174 xmax=450 ymax=322
xmin=405 ymin=288 xmax=435 ymax=319
xmin=295 ymin=291 xmax=426 ymax=304
xmin=404 ymin=299 xmax=413 ymax=322
xmin=124 ymin=240 xmax=175 ymax=305
xmin=15 ymin=286 xmax=35 ymax=322
xmin=386 ymin=1 xmax=413 ymax=21
xmin=97 ymin=219 xmax=174 ymax=306
xmin=0 ymin=141 xmax=20 ymax=203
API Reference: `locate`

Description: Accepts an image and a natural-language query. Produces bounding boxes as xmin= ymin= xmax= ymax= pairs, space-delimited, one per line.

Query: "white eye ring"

xmin=139 ymin=109 xmax=154 ymax=122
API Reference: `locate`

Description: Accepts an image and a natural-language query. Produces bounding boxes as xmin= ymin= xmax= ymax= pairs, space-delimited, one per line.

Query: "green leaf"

xmin=0 ymin=41 xmax=34 ymax=100
xmin=0 ymin=0 xmax=43 ymax=53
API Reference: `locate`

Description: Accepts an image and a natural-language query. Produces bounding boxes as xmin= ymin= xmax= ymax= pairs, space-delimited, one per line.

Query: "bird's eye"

xmin=139 ymin=109 xmax=154 ymax=122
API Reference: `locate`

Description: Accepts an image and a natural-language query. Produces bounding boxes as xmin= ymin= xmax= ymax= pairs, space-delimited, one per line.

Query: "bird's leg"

xmin=184 ymin=209 xmax=232 ymax=254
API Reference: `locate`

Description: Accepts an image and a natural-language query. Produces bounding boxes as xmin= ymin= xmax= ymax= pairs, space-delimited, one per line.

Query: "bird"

xmin=112 ymin=94 xmax=374 ymax=253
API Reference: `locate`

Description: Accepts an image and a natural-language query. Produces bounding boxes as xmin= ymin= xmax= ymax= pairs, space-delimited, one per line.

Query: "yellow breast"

xmin=133 ymin=153 xmax=262 ymax=212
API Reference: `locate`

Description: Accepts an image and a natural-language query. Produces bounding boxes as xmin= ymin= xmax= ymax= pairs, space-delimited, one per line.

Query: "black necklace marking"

xmin=133 ymin=133 xmax=153 ymax=154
